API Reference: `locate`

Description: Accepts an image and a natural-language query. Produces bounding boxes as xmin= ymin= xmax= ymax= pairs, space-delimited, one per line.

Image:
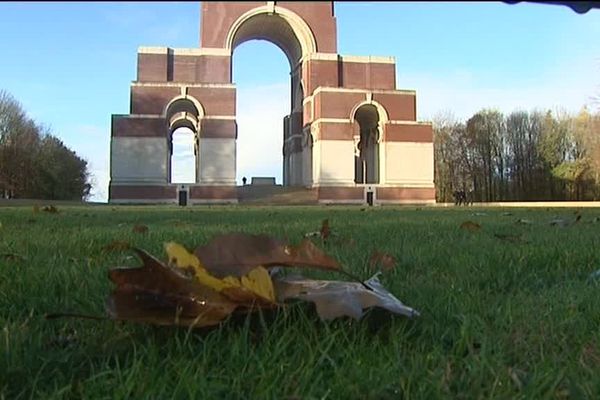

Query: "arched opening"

xmin=228 ymin=7 xmax=312 ymax=187
xmin=165 ymin=97 xmax=202 ymax=184
xmin=233 ymin=41 xmax=289 ymax=186
xmin=170 ymin=127 xmax=196 ymax=183
xmin=353 ymin=104 xmax=380 ymax=184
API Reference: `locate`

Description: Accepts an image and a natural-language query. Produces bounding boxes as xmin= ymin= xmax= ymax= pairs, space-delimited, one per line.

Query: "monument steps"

xmin=237 ymin=185 xmax=318 ymax=205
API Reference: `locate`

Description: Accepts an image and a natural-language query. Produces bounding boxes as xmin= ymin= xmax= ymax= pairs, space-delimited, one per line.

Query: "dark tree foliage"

xmin=0 ymin=90 xmax=91 ymax=200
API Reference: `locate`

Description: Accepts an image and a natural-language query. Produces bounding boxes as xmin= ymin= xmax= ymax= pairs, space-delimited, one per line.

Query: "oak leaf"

xmin=107 ymin=248 xmax=237 ymax=327
xmin=165 ymin=242 xmax=275 ymax=305
xmin=193 ymin=233 xmax=341 ymax=278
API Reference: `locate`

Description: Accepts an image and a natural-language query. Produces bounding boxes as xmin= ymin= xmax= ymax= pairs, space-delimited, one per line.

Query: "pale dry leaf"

xmin=516 ymin=219 xmax=533 ymax=225
xmin=273 ymin=273 xmax=419 ymax=321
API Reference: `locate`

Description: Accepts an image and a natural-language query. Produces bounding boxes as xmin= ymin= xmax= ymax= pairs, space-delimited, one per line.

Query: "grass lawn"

xmin=2 ymin=204 xmax=600 ymax=399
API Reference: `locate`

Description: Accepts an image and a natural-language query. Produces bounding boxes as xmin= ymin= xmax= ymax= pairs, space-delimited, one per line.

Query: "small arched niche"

xmin=353 ymin=104 xmax=381 ymax=184
xmin=165 ymin=97 xmax=203 ymax=184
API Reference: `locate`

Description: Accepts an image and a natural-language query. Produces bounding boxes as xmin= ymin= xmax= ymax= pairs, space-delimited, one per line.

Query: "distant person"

xmin=453 ymin=190 xmax=466 ymax=206
xmin=242 ymin=177 xmax=247 ymax=186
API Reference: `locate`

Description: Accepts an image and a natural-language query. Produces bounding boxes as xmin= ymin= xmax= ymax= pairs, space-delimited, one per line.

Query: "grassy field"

xmin=2 ymin=204 xmax=600 ymax=399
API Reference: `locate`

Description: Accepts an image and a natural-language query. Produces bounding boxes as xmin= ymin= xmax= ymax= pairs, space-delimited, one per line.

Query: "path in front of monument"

xmin=2 ymin=205 xmax=600 ymax=398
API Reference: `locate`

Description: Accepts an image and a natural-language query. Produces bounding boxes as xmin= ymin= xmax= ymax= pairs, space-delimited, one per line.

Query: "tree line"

xmin=433 ymin=107 xmax=600 ymax=203
xmin=0 ymin=90 xmax=91 ymax=200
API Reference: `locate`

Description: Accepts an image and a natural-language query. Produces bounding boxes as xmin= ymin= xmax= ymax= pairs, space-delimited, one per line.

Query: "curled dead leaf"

xmin=132 ymin=224 xmax=149 ymax=234
xmin=42 ymin=205 xmax=58 ymax=213
xmin=194 ymin=233 xmax=342 ymax=278
xmin=165 ymin=242 xmax=276 ymax=305
xmin=494 ymin=233 xmax=528 ymax=244
xmin=368 ymin=251 xmax=397 ymax=271
xmin=107 ymin=248 xmax=237 ymax=327
xmin=460 ymin=221 xmax=481 ymax=232
xmin=320 ymin=219 xmax=331 ymax=241
xmin=1 ymin=253 xmax=25 ymax=262
xmin=274 ymin=273 xmax=419 ymax=321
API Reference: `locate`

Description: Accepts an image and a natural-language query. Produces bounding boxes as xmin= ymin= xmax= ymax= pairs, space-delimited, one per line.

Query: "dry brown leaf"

xmin=194 ymin=233 xmax=341 ymax=278
xmin=102 ymin=240 xmax=131 ymax=253
xmin=320 ymin=219 xmax=331 ymax=241
xmin=273 ymin=273 xmax=419 ymax=321
xmin=165 ymin=242 xmax=276 ymax=306
xmin=1 ymin=253 xmax=25 ymax=262
xmin=460 ymin=221 xmax=481 ymax=232
xmin=494 ymin=233 xmax=528 ymax=244
xmin=132 ymin=224 xmax=149 ymax=234
xmin=368 ymin=251 xmax=397 ymax=271
xmin=107 ymin=248 xmax=237 ymax=327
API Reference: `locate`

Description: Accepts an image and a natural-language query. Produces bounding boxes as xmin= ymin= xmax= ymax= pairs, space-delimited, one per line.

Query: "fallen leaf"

xmin=194 ymin=233 xmax=342 ymax=278
xmin=107 ymin=248 xmax=237 ymax=327
xmin=165 ymin=242 xmax=275 ymax=305
xmin=369 ymin=251 xmax=397 ymax=271
xmin=494 ymin=233 xmax=528 ymax=244
xmin=1 ymin=253 xmax=25 ymax=262
xmin=132 ymin=224 xmax=148 ymax=234
xmin=460 ymin=221 xmax=481 ymax=232
xmin=102 ymin=240 xmax=131 ymax=253
xmin=42 ymin=205 xmax=58 ymax=213
xmin=274 ymin=273 xmax=419 ymax=321
xmin=516 ymin=219 xmax=533 ymax=225
xmin=549 ymin=217 xmax=580 ymax=228
xmin=320 ymin=219 xmax=331 ymax=241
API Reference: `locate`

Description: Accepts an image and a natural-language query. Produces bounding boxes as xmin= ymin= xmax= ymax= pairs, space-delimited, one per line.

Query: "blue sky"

xmin=1 ymin=2 xmax=599 ymax=201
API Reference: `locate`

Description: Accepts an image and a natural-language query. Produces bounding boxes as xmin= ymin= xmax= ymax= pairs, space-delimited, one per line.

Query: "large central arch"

xmin=227 ymin=6 xmax=312 ymax=187
xmin=110 ymin=1 xmax=436 ymax=205
xmin=226 ymin=5 xmax=317 ymax=65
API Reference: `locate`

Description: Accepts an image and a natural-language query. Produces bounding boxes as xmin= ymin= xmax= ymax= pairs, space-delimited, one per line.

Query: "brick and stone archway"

xmin=109 ymin=1 xmax=435 ymax=205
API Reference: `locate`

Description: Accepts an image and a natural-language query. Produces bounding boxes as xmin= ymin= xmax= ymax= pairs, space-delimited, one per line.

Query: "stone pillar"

xmin=197 ymin=137 xmax=236 ymax=186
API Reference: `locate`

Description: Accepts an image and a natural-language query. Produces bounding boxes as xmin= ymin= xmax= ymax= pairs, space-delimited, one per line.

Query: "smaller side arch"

xmin=164 ymin=95 xmax=205 ymax=120
xmin=164 ymin=95 xmax=205 ymax=134
xmin=349 ymin=100 xmax=389 ymax=124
